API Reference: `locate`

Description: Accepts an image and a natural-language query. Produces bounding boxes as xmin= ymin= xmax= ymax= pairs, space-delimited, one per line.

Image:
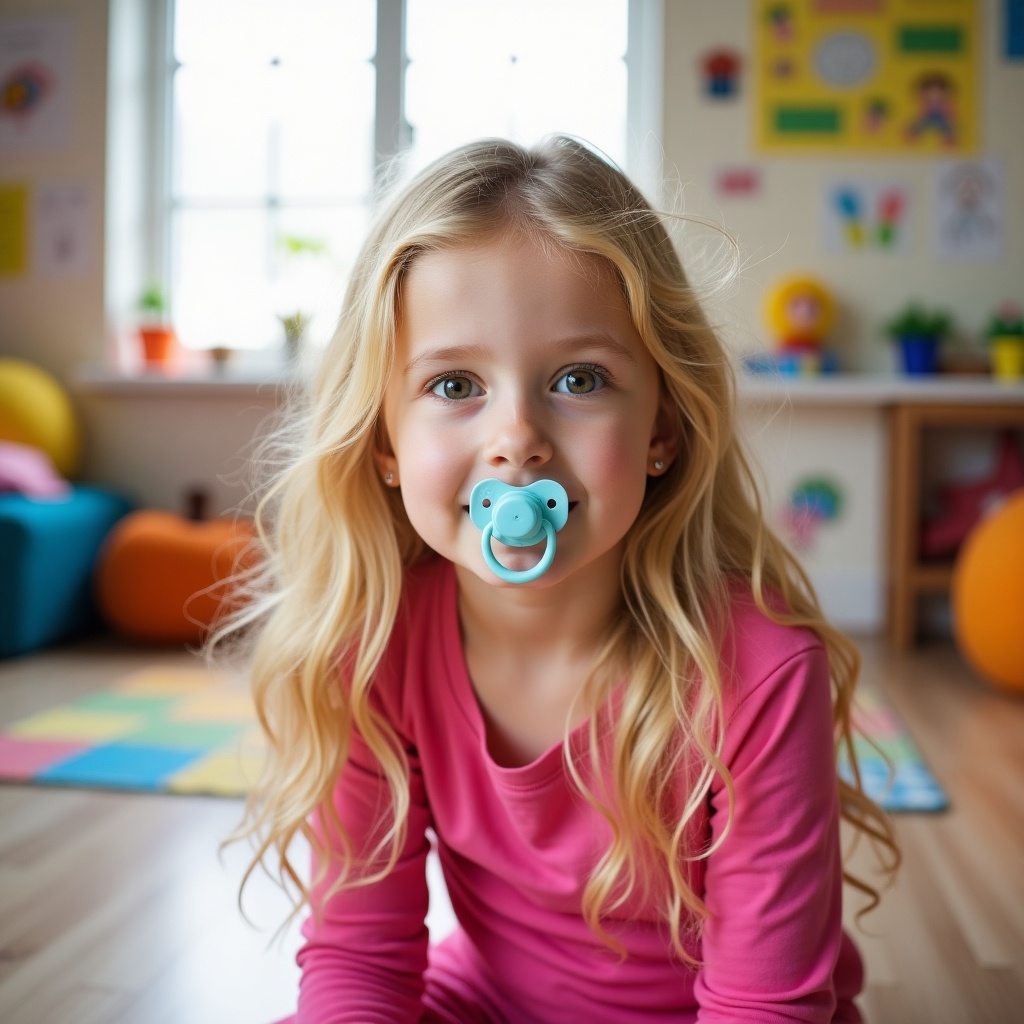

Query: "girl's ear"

xmin=648 ymin=388 xmax=682 ymax=475
xmin=372 ymin=419 xmax=400 ymax=486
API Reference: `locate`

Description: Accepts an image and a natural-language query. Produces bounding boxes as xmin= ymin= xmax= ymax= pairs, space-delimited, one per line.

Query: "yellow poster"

xmin=755 ymin=0 xmax=977 ymax=154
xmin=0 ymin=183 xmax=29 ymax=276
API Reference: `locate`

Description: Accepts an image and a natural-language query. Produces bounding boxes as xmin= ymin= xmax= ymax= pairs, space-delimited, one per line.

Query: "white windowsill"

xmin=75 ymin=362 xmax=292 ymax=396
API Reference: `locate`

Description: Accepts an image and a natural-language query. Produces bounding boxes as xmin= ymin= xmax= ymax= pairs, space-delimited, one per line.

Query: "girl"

xmin=222 ymin=136 xmax=898 ymax=1022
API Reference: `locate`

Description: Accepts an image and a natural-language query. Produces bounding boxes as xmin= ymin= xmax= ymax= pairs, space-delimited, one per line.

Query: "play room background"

xmin=1 ymin=0 xmax=1022 ymax=642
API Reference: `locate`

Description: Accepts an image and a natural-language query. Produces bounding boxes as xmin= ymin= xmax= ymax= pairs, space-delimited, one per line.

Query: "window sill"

xmin=74 ymin=362 xmax=291 ymax=397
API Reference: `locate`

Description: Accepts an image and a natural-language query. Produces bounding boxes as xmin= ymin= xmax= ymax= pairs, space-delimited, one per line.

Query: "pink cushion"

xmin=0 ymin=442 xmax=71 ymax=498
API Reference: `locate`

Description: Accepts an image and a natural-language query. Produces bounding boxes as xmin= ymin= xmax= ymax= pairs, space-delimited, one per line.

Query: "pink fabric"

xmin=290 ymin=557 xmax=863 ymax=1022
xmin=0 ymin=441 xmax=70 ymax=498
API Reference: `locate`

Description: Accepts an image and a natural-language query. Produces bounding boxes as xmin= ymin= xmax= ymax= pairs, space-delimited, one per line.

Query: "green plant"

xmin=985 ymin=301 xmax=1024 ymax=340
xmin=885 ymin=303 xmax=952 ymax=340
xmin=138 ymin=282 xmax=168 ymax=322
xmin=278 ymin=311 xmax=307 ymax=337
xmin=278 ymin=234 xmax=327 ymax=257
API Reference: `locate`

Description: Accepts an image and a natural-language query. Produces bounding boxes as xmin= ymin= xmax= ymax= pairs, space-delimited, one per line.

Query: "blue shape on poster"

xmin=1007 ymin=0 xmax=1024 ymax=59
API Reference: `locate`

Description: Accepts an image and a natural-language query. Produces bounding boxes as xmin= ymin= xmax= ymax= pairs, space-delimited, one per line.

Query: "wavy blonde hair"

xmin=215 ymin=136 xmax=899 ymax=958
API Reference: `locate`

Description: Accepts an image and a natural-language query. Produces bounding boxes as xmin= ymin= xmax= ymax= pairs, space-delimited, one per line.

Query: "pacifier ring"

xmin=468 ymin=478 xmax=569 ymax=585
xmin=481 ymin=519 xmax=556 ymax=584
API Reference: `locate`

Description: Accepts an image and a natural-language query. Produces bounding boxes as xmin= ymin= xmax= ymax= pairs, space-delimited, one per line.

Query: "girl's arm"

xmin=695 ymin=642 xmax=856 ymax=1023
xmin=295 ymin=726 xmax=432 ymax=1024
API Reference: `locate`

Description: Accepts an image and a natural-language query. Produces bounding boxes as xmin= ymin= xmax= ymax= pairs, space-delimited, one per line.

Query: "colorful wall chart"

xmin=755 ymin=0 xmax=978 ymax=153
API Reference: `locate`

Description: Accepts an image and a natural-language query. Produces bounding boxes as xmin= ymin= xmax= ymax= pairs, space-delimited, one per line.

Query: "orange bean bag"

xmin=96 ymin=510 xmax=258 ymax=644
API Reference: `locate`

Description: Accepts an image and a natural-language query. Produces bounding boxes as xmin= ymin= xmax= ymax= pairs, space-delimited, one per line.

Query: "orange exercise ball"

xmin=951 ymin=489 xmax=1024 ymax=693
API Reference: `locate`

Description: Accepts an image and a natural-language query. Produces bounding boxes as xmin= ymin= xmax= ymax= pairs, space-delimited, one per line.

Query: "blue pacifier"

xmin=469 ymin=479 xmax=569 ymax=584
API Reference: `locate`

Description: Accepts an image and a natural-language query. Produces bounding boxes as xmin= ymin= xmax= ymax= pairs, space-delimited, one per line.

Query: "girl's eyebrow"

xmin=402 ymin=334 xmax=638 ymax=376
xmin=402 ymin=343 xmax=491 ymax=377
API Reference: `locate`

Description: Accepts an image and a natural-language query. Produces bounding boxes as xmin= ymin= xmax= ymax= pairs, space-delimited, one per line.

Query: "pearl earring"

xmin=653 ymin=460 xmax=665 ymax=472
xmin=385 ymin=472 xmax=395 ymax=486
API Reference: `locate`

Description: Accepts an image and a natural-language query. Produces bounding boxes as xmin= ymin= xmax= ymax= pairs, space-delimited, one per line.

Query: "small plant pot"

xmin=897 ymin=334 xmax=939 ymax=376
xmin=989 ymin=336 xmax=1024 ymax=382
xmin=139 ymin=326 xmax=176 ymax=367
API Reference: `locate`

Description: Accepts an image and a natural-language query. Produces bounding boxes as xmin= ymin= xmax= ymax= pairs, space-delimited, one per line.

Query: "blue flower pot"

xmin=898 ymin=335 xmax=940 ymax=375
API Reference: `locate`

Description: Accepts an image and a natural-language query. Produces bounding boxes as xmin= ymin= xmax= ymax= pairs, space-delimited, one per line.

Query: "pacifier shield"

xmin=468 ymin=479 xmax=569 ymax=584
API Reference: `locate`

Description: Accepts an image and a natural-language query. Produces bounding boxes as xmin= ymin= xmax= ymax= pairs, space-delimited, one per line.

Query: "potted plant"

xmin=137 ymin=283 xmax=176 ymax=368
xmin=277 ymin=311 xmax=308 ymax=362
xmin=275 ymin=234 xmax=329 ymax=361
xmin=985 ymin=301 xmax=1024 ymax=382
xmin=885 ymin=304 xmax=952 ymax=376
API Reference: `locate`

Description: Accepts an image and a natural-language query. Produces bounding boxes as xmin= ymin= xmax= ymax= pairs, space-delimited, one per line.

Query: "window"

xmin=108 ymin=0 xmax=662 ymax=356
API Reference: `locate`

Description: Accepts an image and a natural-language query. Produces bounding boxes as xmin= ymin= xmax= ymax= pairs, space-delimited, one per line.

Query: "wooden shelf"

xmin=908 ymin=563 xmax=955 ymax=591
xmin=887 ymin=399 xmax=1024 ymax=651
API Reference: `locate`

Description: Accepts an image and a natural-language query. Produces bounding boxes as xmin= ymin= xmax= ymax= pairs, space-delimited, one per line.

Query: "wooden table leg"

xmin=888 ymin=405 xmax=919 ymax=651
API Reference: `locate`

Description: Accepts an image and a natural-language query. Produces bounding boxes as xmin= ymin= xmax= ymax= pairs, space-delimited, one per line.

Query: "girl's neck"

xmin=453 ymin=549 xmax=626 ymax=767
xmin=453 ymin=546 xmax=623 ymax=662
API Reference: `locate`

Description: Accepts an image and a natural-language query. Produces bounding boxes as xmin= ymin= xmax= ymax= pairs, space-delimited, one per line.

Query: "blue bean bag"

xmin=0 ymin=485 xmax=133 ymax=658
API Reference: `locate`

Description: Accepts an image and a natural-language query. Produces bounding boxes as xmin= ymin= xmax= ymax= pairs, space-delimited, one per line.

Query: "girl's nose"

xmin=482 ymin=402 xmax=554 ymax=469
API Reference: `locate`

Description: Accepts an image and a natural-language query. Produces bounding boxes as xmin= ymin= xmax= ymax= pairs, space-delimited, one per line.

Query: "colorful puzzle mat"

xmin=840 ymin=687 xmax=948 ymax=812
xmin=0 ymin=666 xmax=263 ymax=797
xmin=0 ymin=668 xmax=947 ymax=811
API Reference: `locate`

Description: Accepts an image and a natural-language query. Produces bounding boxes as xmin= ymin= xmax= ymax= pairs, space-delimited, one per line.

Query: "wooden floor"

xmin=0 ymin=634 xmax=1022 ymax=1023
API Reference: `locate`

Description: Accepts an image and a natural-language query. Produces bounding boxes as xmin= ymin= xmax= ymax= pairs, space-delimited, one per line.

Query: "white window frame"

xmin=105 ymin=0 xmax=664 ymax=352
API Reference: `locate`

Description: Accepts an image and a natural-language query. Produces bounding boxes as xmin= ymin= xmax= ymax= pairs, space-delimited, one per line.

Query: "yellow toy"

xmin=0 ymin=359 xmax=80 ymax=477
xmin=763 ymin=275 xmax=839 ymax=376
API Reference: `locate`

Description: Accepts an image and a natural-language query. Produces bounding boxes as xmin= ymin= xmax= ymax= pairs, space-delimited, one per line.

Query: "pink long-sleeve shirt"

xmin=290 ymin=557 xmax=864 ymax=1022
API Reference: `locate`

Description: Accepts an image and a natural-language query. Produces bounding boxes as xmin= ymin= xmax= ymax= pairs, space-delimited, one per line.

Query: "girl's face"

xmin=375 ymin=231 xmax=678 ymax=588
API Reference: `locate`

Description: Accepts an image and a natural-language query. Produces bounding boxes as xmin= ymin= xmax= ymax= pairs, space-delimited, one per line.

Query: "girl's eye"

xmin=430 ymin=375 xmax=479 ymax=400
xmin=554 ymin=368 xmax=605 ymax=395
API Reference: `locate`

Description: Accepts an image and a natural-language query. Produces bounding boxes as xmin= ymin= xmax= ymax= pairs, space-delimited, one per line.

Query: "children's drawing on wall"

xmin=781 ymin=476 xmax=845 ymax=553
xmin=933 ymin=160 xmax=1003 ymax=262
xmin=0 ymin=182 xmax=28 ymax=276
xmin=825 ymin=180 xmax=910 ymax=252
xmin=713 ymin=165 xmax=763 ymax=199
xmin=766 ymin=3 xmax=796 ymax=43
xmin=861 ymin=96 xmax=891 ymax=136
xmin=34 ymin=181 xmax=91 ymax=279
xmin=1006 ymin=0 xmax=1024 ymax=60
xmin=902 ymin=71 xmax=958 ymax=148
xmin=0 ymin=15 xmax=72 ymax=153
xmin=700 ymin=49 xmax=743 ymax=98
xmin=754 ymin=0 xmax=977 ymax=153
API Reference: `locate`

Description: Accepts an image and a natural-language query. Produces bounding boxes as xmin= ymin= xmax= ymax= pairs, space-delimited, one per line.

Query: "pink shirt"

xmin=292 ymin=557 xmax=863 ymax=1022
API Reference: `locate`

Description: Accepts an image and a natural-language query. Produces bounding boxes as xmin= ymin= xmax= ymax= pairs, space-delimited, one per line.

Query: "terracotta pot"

xmin=139 ymin=325 xmax=176 ymax=367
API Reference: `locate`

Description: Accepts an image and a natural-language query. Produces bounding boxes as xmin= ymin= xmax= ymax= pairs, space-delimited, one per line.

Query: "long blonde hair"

xmin=216 ymin=136 xmax=898 ymax=957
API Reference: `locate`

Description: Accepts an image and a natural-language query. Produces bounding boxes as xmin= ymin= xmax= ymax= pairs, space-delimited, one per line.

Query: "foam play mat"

xmin=840 ymin=688 xmax=949 ymax=813
xmin=0 ymin=669 xmax=947 ymax=810
xmin=0 ymin=666 xmax=263 ymax=797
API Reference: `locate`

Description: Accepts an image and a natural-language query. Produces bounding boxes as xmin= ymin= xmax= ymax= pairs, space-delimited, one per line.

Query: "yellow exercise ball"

xmin=951 ymin=489 xmax=1024 ymax=693
xmin=0 ymin=358 xmax=80 ymax=477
